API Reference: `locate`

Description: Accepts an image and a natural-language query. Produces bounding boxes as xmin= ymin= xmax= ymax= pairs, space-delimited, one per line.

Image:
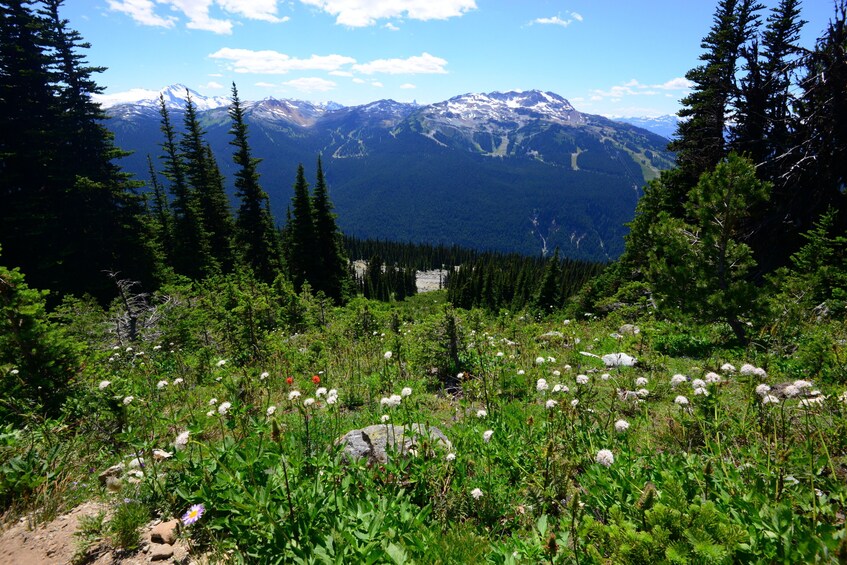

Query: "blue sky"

xmin=62 ymin=0 xmax=835 ymax=117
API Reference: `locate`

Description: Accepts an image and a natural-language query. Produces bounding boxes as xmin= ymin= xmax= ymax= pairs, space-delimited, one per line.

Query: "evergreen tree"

xmin=228 ymin=83 xmax=283 ymax=282
xmin=311 ymin=156 xmax=349 ymax=303
xmin=146 ymin=154 xmax=174 ymax=264
xmin=533 ymin=248 xmax=563 ymax=312
xmin=670 ymin=0 xmax=763 ymax=185
xmin=646 ymin=154 xmax=771 ymax=342
xmin=180 ymin=92 xmax=234 ymax=273
xmin=287 ymin=164 xmax=318 ymax=290
xmin=157 ymin=95 xmax=212 ymax=278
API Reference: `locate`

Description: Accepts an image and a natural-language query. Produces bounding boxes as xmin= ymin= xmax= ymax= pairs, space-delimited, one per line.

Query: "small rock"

xmin=98 ymin=463 xmax=125 ymax=486
xmin=619 ymin=324 xmax=640 ymax=335
xmin=336 ymin=424 xmax=451 ymax=464
xmin=151 ymin=519 xmax=180 ymax=545
xmin=150 ymin=543 xmax=174 ymax=561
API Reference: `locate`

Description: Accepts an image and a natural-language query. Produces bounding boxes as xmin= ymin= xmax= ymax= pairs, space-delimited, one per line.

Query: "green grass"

xmin=2 ymin=288 xmax=847 ymax=563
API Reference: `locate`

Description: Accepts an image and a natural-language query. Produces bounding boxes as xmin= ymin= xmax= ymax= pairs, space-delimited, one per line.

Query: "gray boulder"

xmin=336 ymin=424 xmax=452 ymax=464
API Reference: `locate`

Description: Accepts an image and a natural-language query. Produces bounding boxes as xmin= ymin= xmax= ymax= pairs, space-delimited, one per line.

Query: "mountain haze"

xmin=104 ymin=86 xmax=674 ymax=260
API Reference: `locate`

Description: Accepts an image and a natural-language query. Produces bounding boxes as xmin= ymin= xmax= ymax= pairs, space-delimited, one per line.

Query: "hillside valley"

xmin=106 ymin=86 xmax=674 ymax=260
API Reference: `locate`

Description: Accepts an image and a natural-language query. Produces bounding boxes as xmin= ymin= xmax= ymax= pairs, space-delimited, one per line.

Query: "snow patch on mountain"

xmin=94 ymin=84 xmax=230 ymax=111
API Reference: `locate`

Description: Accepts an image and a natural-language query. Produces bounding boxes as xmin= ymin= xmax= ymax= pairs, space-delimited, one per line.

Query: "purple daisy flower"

xmin=182 ymin=503 xmax=205 ymax=525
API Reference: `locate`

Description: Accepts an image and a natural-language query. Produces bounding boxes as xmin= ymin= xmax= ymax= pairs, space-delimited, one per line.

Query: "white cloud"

xmin=329 ymin=70 xmax=354 ymax=77
xmin=399 ymin=83 xmax=416 ymax=89
xmin=352 ymin=52 xmax=447 ymax=75
xmin=371 ymin=81 xmax=384 ymax=87
xmin=283 ymin=77 xmax=337 ymax=92
xmin=209 ymin=48 xmax=356 ymax=73
xmin=209 ymin=73 xmax=224 ymax=77
xmin=591 ymin=77 xmax=693 ymax=100
xmin=107 ymin=0 xmax=289 ymax=34
xmin=93 ymin=87 xmax=162 ymax=107
xmin=654 ymin=77 xmax=694 ymax=90
xmin=299 ymin=0 xmax=476 ymax=27
xmin=255 ymin=81 xmax=277 ymax=87
xmin=384 ymin=22 xmax=399 ymax=31
xmin=203 ymin=81 xmax=225 ymax=89
xmin=217 ymin=0 xmax=289 ymax=23
xmin=107 ymin=0 xmax=177 ymax=28
xmin=352 ymin=78 xmax=366 ymax=84
xmin=531 ymin=12 xmax=583 ymax=28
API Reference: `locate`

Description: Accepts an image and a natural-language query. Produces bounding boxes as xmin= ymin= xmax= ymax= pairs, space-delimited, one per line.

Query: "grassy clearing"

xmin=2 ymin=289 xmax=847 ymax=563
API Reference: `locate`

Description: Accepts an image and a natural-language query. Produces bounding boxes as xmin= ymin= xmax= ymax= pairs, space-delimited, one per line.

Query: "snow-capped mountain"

xmin=104 ymin=86 xmax=675 ymax=261
xmin=96 ymin=84 xmax=230 ymax=111
xmin=612 ymin=115 xmax=680 ymax=140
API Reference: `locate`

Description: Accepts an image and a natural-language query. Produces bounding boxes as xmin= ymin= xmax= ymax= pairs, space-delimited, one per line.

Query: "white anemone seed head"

xmin=595 ymin=449 xmax=614 ymax=467
xmin=483 ymin=430 xmax=494 ymax=443
xmin=614 ymin=419 xmax=630 ymax=433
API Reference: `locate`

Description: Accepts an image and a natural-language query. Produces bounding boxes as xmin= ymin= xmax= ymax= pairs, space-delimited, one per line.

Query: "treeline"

xmin=0 ymin=0 xmax=348 ymax=304
xmin=447 ymin=250 xmax=604 ymax=312
xmin=591 ymin=0 xmax=847 ymax=342
xmin=344 ymin=236 xmax=483 ymax=270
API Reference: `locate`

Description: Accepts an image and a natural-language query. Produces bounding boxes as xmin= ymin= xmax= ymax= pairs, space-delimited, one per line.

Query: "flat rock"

xmin=150 ymin=519 xmax=180 ymax=545
xmin=336 ymin=424 xmax=451 ymax=464
xmin=150 ymin=543 xmax=174 ymax=561
xmin=602 ymin=353 xmax=637 ymax=367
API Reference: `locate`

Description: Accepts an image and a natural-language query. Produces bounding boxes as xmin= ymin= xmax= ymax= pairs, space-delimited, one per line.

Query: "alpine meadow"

xmin=3 ymin=0 xmax=847 ymax=563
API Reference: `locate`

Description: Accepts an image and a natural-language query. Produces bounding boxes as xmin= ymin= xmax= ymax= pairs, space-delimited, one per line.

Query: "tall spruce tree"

xmin=1 ymin=0 xmax=158 ymax=299
xmin=228 ymin=83 xmax=282 ymax=282
xmin=287 ymin=164 xmax=318 ymax=290
xmin=311 ymin=156 xmax=348 ymax=302
xmin=157 ymin=95 xmax=213 ymax=279
xmin=180 ymin=91 xmax=234 ymax=273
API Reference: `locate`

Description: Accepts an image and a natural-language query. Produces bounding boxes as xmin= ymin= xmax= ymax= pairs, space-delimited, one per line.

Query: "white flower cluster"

xmin=595 ymin=449 xmax=614 ymax=467
xmin=740 ymin=364 xmax=767 ymax=378
xmin=721 ymin=363 xmax=736 ymax=374
xmin=704 ymin=372 xmax=722 ymax=384
xmin=536 ymin=378 xmax=549 ymax=392
xmin=380 ymin=394 xmax=402 ymax=408
xmin=670 ymin=374 xmax=687 ymax=387
xmin=576 ymin=374 xmax=589 ymax=385
xmin=614 ymin=419 xmax=630 ymax=433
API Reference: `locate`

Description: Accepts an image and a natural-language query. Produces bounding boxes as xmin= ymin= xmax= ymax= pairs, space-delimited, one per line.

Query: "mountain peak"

xmin=94 ymin=83 xmax=230 ymax=111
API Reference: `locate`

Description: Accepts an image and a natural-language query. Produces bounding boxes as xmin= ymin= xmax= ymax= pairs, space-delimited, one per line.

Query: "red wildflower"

xmin=312 ymin=375 xmax=321 ymax=384
xmin=286 ymin=377 xmax=293 ymax=385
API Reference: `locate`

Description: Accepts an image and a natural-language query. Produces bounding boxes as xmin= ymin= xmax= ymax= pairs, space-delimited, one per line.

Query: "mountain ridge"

xmin=104 ymin=85 xmax=675 ymax=260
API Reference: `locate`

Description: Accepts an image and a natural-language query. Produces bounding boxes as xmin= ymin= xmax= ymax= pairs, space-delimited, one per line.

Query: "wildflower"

xmin=218 ymin=401 xmax=232 ymax=415
xmin=401 ymin=387 xmax=413 ymax=397
xmin=739 ymin=364 xmax=757 ymax=375
xmin=126 ymin=347 xmax=133 ymax=353
xmin=215 ymin=377 xmax=222 ymax=382
xmin=636 ymin=388 xmax=650 ymax=398
xmin=206 ymin=410 xmax=215 ymax=417
xmin=123 ymin=396 xmax=134 ymax=405
xmin=288 ymin=390 xmax=301 ymax=401
xmin=670 ymin=374 xmax=687 ymax=387
xmin=635 ymin=377 xmax=648 ymax=387
xmin=208 ymin=398 xmax=218 ymax=406
xmin=286 ymin=377 xmax=294 ymax=385
xmin=552 ymin=383 xmax=568 ymax=393
xmin=535 ymin=356 xmax=545 ymax=365
xmin=381 ymin=414 xmax=390 ymax=423
xmin=173 ymin=378 xmax=184 ymax=386
xmin=753 ymin=367 xmax=767 ymax=378
xmin=303 ymin=397 xmax=315 ymax=407
xmin=536 ymin=378 xmax=549 ymax=392
xmin=614 ymin=419 xmax=630 ymax=433
xmin=576 ymin=374 xmax=589 ymax=385
xmin=691 ymin=379 xmax=706 ymax=389
xmin=216 ymin=359 xmax=226 ymax=367
xmin=595 ymin=449 xmax=614 ymax=467
xmin=326 ymin=394 xmax=338 ymax=405
xmin=570 ymin=399 xmax=579 ymax=408
xmin=517 ymin=369 xmax=525 ymax=375
xmin=316 ymin=387 xmax=327 ymax=397
xmin=471 ymin=488 xmax=484 ymax=500
xmin=182 ymin=504 xmax=205 ymax=525
xmin=260 ymin=372 xmax=269 ymax=380
xmin=384 ymin=351 xmax=393 ymax=360
xmin=496 ymin=351 xmax=504 ymax=357
xmin=694 ymin=387 xmax=709 ymax=396
xmin=721 ymin=363 xmax=736 ymax=373
xmin=153 ymin=345 xmax=162 ymax=351
xmin=98 ymin=380 xmax=111 ymax=390
xmin=704 ymin=372 xmax=721 ymax=384
xmin=380 ymin=395 xmax=401 ymax=408
xmin=546 ymin=399 xmax=558 ymax=410
xmin=564 ymin=364 xmax=572 ymax=371
xmin=312 ymin=375 xmax=321 ymax=384
xmin=547 ymin=356 xmax=556 ymax=363
xmin=446 ymin=453 xmax=456 ymax=462
xmin=794 ymin=380 xmax=813 ymax=390
xmin=476 ymin=409 xmax=488 ymax=418
xmin=839 ymin=391 xmax=847 ymax=405
xmin=483 ymin=430 xmax=494 ymax=443
xmin=600 ymin=373 xmax=611 ymax=381
xmin=266 ymin=406 xmax=277 ymax=416
xmin=156 ymin=380 xmax=168 ymax=390
xmin=783 ymin=385 xmax=800 ymax=398
xmin=674 ymin=395 xmax=689 ymax=406
xmin=175 ymin=430 xmax=190 ymax=450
